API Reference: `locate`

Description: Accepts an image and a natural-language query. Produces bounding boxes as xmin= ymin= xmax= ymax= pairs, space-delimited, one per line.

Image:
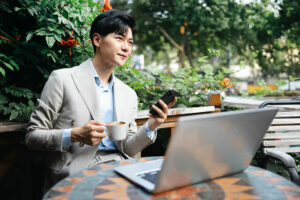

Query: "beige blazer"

xmin=25 ymin=59 xmax=157 ymax=190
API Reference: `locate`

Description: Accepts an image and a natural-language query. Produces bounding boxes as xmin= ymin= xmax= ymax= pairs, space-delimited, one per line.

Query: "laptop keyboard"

xmin=137 ymin=170 xmax=161 ymax=184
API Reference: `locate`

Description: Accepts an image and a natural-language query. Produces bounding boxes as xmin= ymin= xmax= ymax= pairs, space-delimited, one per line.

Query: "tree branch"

xmin=159 ymin=27 xmax=182 ymax=51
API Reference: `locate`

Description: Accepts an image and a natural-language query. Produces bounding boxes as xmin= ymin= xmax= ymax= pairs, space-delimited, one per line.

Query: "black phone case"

xmin=149 ymin=89 xmax=179 ymax=116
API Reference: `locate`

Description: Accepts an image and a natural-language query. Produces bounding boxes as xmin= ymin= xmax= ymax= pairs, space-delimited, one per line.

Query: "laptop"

xmin=114 ymin=108 xmax=278 ymax=193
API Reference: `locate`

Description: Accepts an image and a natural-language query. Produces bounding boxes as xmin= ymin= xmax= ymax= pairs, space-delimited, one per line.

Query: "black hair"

xmin=90 ymin=9 xmax=135 ymax=53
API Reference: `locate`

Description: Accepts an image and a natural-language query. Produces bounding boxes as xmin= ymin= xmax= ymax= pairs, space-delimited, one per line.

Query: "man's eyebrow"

xmin=115 ymin=32 xmax=125 ymax=37
xmin=115 ymin=32 xmax=133 ymax=41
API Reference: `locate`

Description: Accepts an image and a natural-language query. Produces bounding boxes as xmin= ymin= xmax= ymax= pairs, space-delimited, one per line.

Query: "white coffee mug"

xmin=106 ymin=121 xmax=128 ymax=141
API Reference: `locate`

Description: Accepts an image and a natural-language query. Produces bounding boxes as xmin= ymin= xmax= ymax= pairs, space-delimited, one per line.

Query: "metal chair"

xmin=259 ymin=100 xmax=300 ymax=185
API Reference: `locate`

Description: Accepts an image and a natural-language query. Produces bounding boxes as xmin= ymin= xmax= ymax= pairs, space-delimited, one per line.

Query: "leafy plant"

xmin=0 ymin=0 xmax=101 ymax=121
xmin=0 ymin=0 xmax=234 ymax=121
xmin=115 ymin=56 xmax=232 ymax=110
xmin=0 ymin=87 xmax=38 ymax=121
xmin=0 ymin=53 xmax=19 ymax=77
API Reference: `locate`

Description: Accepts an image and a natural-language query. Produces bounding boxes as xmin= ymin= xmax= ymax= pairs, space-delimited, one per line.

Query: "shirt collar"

xmin=89 ymin=58 xmax=114 ymax=90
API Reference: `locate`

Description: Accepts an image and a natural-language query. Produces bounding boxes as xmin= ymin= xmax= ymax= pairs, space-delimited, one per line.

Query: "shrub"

xmin=0 ymin=0 xmax=100 ymax=121
xmin=0 ymin=0 xmax=231 ymax=121
xmin=115 ymin=57 xmax=232 ymax=110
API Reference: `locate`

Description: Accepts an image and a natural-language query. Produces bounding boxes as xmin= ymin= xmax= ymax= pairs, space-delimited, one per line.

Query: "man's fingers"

xmin=91 ymin=131 xmax=106 ymax=139
xmin=159 ymin=100 xmax=168 ymax=114
xmin=152 ymin=104 xmax=167 ymax=119
xmin=89 ymin=120 xmax=105 ymax=126
xmin=89 ymin=124 xmax=106 ymax=132
xmin=168 ymin=97 xmax=177 ymax=108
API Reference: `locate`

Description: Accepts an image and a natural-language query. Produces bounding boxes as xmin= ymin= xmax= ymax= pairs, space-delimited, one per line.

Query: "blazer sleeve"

xmin=25 ymin=70 xmax=65 ymax=152
xmin=116 ymin=90 xmax=157 ymax=157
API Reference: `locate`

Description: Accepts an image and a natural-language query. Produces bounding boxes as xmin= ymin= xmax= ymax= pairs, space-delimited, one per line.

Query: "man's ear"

xmin=93 ymin=33 xmax=102 ymax=48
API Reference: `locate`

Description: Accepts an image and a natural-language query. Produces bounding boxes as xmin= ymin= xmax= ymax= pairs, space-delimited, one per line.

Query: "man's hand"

xmin=148 ymin=97 xmax=177 ymax=131
xmin=71 ymin=120 xmax=106 ymax=146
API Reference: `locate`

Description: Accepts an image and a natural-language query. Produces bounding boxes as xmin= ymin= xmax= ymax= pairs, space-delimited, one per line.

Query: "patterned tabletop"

xmin=44 ymin=157 xmax=300 ymax=200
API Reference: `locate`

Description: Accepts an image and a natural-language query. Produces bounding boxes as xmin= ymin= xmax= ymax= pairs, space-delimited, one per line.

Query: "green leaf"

xmin=9 ymin=111 xmax=18 ymax=121
xmin=0 ymin=67 xmax=5 ymax=76
xmin=0 ymin=53 xmax=6 ymax=58
xmin=28 ymin=100 xmax=34 ymax=107
xmin=131 ymin=68 xmax=140 ymax=75
xmin=189 ymin=96 xmax=198 ymax=103
xmin=14 ymin=7 xmax=21 ymax=12
xmin=26 ymin=33 xmax=34 ymax=42
xmin=46 ymin=36 xmax=55 ymax=48
xmin=54 ymin=34 xmax=62 ymax=42
xmin=222 ymin=67 xmax=232 ymax=74
xmin=289 ymin=76 xmax=299 ymax=81
xmin=9 ymin=60 xmax=19 ymax=70
xmin=36 ymin=30 xmax=49 ymax=36
xmin=3 ymin=62 xmax=14 ymax=71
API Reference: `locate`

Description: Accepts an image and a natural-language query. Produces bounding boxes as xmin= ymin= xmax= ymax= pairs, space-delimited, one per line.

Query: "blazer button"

xmin=71 ymin=120 xmax=76 ymax=126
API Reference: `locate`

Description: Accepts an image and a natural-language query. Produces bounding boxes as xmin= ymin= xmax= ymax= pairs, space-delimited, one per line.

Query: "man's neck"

xmin=92 ymin=57 xmax=114 ymax=86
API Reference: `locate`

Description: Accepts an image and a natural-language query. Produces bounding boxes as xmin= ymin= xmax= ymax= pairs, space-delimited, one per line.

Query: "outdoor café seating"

xmin=259 ymin=100 xmax=300 ymax=185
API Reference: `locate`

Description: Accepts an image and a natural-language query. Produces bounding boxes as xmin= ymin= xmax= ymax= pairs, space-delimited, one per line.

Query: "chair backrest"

xmin=260 ymin=100 xmax=300 ymax=154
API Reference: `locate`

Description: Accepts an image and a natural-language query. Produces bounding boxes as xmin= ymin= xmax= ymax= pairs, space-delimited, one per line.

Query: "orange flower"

xmin=71 ymin=30 xmax=74 ymax=34
xmin=15 ymin=35 xmax=21 ymax=40
xmin=223 ymin=78 xmax=230 ymax=85
xmin=57 ymin=35 xmax=78 ymax=56
xmin=100 ymin=0 xmax=112 ymax=12
xmin=227 ymin=84 xmax=233 ymax=88
xmin=180 ymin=26 xmax=185 ymax=35
xmin=66 ymin=40 xmax=73 ymax=46
xmin=219 ymin=78 xmax=233 ymax=88
xmin=70 ymin=39 xmax=77 ymax=46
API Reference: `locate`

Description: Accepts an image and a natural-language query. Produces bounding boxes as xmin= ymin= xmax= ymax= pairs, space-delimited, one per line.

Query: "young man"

xmin=25 ymin=9 xmax=176 ymax=192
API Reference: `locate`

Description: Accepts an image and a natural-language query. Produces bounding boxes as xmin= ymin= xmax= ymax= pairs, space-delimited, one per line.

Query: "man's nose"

xmin=121 ymin=42 xmax=130 ymax=52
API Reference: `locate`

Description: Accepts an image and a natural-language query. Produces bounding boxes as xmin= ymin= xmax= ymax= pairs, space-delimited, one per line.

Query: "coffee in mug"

xmin=106 ymin=121 xmax=127 ymax=141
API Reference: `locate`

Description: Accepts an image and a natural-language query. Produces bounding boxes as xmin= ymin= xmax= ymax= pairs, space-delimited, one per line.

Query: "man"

xmin=25 ymin=9 xmax=176 ymax=192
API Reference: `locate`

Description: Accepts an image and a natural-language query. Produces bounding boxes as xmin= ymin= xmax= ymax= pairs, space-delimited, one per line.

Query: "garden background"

xmin=0 ymin=0 xmax=300 ymax=199
xmin=1 ymin=0 xmax=299 ymax=122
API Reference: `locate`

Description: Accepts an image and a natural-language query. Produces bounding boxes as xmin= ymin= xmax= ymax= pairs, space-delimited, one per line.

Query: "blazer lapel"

xmin=71 ymin=59 xmax=102 ymax=120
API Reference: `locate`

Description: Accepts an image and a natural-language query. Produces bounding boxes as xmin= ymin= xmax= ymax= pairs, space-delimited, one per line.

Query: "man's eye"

xmin=129 ymin=41 xmax=134 ymax=45
xmin=116 ymin=37 xmax=122 ymax=40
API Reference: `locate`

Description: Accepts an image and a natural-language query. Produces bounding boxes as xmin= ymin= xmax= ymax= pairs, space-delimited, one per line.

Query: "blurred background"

xmin=1 ymin=1 xmax=300 ymax=199
xmin=1 ymin=0 xmax=300 ymax=121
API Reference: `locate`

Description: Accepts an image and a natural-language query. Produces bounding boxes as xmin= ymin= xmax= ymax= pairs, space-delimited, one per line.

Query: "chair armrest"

xmin=265 ymin=150 xmax=300 ymax=185
xmin=259 ymin=100 xmax=300 ymax=108
xmin=266 ymin=150 xmax=296 ymax=168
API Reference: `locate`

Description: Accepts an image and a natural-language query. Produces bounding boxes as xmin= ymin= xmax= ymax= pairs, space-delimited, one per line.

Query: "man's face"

xmin=94 ymin=28 xmax=133 ymax=67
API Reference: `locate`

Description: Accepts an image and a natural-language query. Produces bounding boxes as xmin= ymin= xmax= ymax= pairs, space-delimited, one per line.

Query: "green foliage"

xmin=0 ymin=0 xmax=100 ymax=121
xmin=289 ymin=76 xmax=299 ymax=82
xmin=120 ymin=0 xmax=300 ymax=79
xmin=114 ymin=58 xmax=168 ymax=110
xmin=115 ymin=56 xmax=230 ymax=110
xmin=0 ymin=53 xmax=20 ymax=77
xmin=0 ymin=87 xmax=38 ymax=121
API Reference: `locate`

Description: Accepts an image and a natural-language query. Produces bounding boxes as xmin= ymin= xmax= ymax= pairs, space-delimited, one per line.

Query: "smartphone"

xmin=149 ymin=89 xmax=179 ymax=116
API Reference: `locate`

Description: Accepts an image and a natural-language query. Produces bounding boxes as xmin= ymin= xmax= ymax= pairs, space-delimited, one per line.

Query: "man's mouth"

xmin=118 ymin=54 xmax=127 ymax=59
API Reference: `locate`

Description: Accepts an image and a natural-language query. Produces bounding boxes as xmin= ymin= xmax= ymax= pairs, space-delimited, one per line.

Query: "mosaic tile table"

xmin=44 ymin=156 xmax=300 ymax=200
